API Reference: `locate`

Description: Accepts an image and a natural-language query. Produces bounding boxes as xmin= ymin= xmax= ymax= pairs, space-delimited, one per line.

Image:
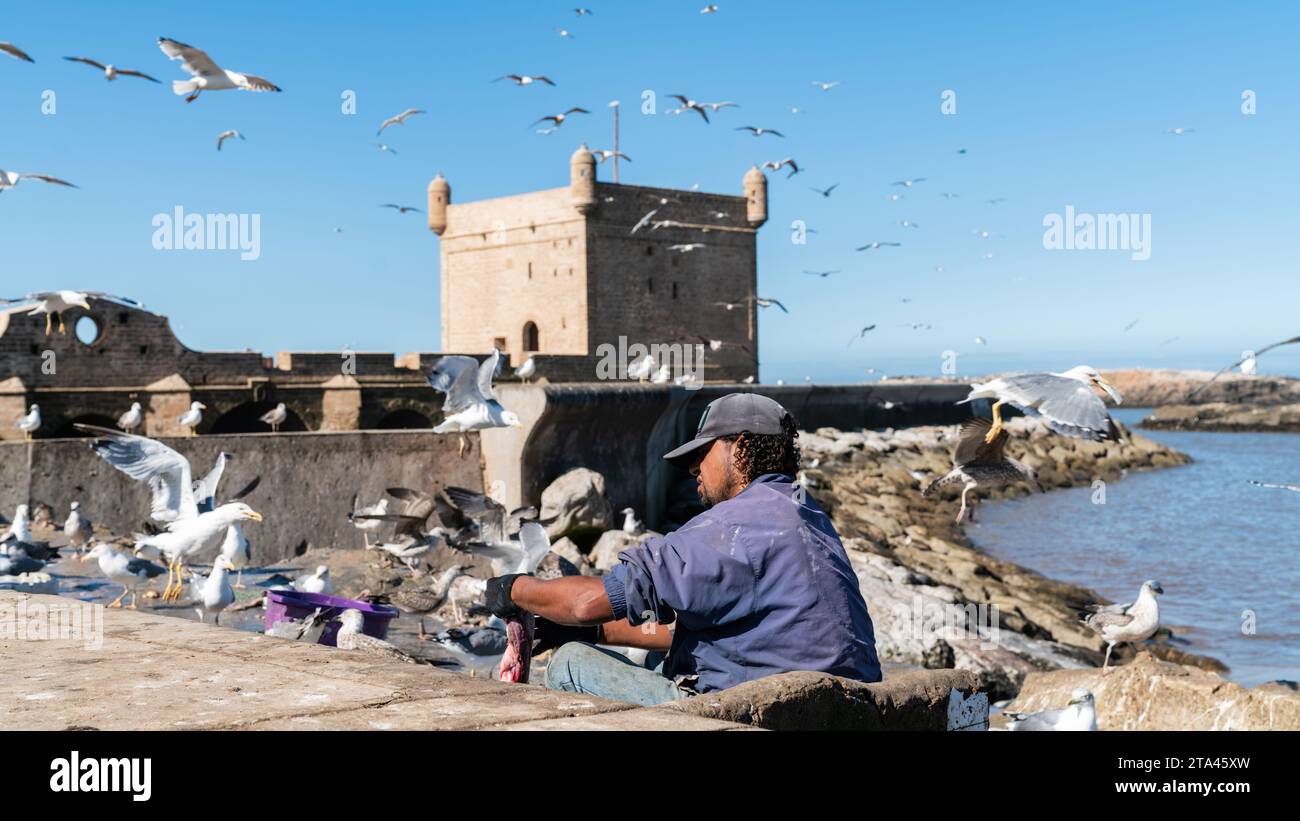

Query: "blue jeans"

xmin=544 ymin=642 xmax=691 ymax=707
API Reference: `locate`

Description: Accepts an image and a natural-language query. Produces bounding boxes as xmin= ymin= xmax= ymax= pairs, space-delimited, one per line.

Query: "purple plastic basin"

xmin=263 ymin=589 xmax=399 ymax=647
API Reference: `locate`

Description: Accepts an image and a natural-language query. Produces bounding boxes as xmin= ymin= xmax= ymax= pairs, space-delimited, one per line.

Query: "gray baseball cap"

xmin=663 ymin=393 xmax=793 ymax=465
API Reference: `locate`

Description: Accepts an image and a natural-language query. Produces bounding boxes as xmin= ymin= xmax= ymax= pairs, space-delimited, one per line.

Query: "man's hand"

xmin=484 ymin=574 xmax=526 ymax=619
xmin=532 ymin=616 xmax=599 ymax=655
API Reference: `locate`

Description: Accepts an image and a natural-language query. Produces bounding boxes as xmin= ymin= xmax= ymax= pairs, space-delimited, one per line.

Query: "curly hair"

xmin=721 ymin=414 xmax=801 ymax=483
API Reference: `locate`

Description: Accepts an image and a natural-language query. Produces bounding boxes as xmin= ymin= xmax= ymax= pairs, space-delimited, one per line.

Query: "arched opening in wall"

xmin=523 ymin=321 xmax=539 ymax=352
xmin=75 ymin=315 xmax=102 ymax=346
xmin=53 ymin=414 xmax=118 ymax=438
xmin=375 ymin=409 xmax=433 ymax=430
xmin=210 ymin=401 xmax=308 ymax=434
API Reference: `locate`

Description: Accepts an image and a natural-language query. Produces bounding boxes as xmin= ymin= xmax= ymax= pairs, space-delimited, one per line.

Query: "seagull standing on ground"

xmin=1082 ymin=580 xmax=1163 ymax=673
xmin=3 ymin=504 xmax=33 ymax=546
xmin=349 ymin=496 xmax=389 ymax=548
xmin=117 ymin=402 xmax=144 ymax=432
xmin=427 ymin=349 xmax=523 ymax=457
xmin=514 ymin=356 xmax=537 ymax=383
xmin=376 ymin=108 xmax=425 ymax=135
xmin=959 ymin=366 xmax=1122 ymax=443
xmin=157 ymin=37 xmax=282 ymax=103
xmin=64 ymin=501 xmax=92 ymax=547
xmin=64 ymin=56 xmax=160 ymax=83
xmin=15 ymin=404 xmax=40 ymax=441
xmin=621 ymin=508 xmax=644 ymax=535
xmin=177 ymin=401 xmax=205 ymax=436
xmin=1005 ymin=689 xmax=1097 ymax=731
xmin=219 ymin=521 xmax=252 ymax=588
xmin=190 ymin=557 xmax=236 ymax=624
xmin=259 ymin=402 xmax=287 ymax=432
xmin=81 ymin=543 xmax=167 ymax=609
xmin=923 ymin=417 xmax=1042 ymax=523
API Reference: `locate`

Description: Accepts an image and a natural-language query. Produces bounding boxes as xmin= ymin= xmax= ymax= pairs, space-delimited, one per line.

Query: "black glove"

xmin=485 ymin=573 xmax=526 ymax=619
xmin=532 ymin=616 xmax=600 ymax=655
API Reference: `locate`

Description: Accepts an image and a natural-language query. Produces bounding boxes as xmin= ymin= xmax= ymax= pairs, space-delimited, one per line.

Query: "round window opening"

xmin=75 ymin=315 xmax=102 ymax=346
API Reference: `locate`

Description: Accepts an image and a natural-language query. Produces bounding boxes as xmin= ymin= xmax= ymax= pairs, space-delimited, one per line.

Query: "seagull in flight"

xmin=810 ymin=184 xmax=838 ymax=197
xmin=669 ymin=243 xmax=706 ymax=253
xmin=847 ymin=325 xmax=876 ymax=345
xmin=574 ymin=8 xmax=594 ymax=16
xmin=668 ymin=95 xmax=711 ymax=122
xmin=803 ymin=269 xmax=839 ymax=278
xmin=856 ymin=241 xmax=901 ymax=251
xmin=701 ymin=4 xmax=719 ymax=13
xmin=1249 ymin=480 xmax=1300 ymax=493
xmin=0 ymin=42 xmax=34 ymax=62
xmin=64 ymin=56 xmax=160 ymax=83
xmin=381 ymin=204 xmax=423 ymax=214
xmin=532 ymin=107 xmax=590 ymax=127
xmin=495 ymin=74 xmax=555 ymax=86
xmin=375 ymin=143 xmax=397 ymax=155
xmin=0 ymin=171 xmax=77 ymax=194
xmin=703 ymin=101 xmax=739 ymax=111
xmin=753 ymin=296 xmax=788 ymax=313
xmin=1166 ymin=127 xmax=1194 ymax=136
xmin=762 ymin=158 xmax=801 ymax=177
xmin=377 ymin=108 xmax=425 ymax=136
xmin=734 ymin=126 xmax=784 ymax=141
xmin=592 ymin=149 xmax=631 ymax=163
xmin=157 ymin=37 xmax=281 ymax=103
xmin=216 ymin=130 xmax=244 ymax=151
xmin=892 ymin=177 xmax=926 ymax=187
xmin=811 ymin=80 xmax=839 ymax=91
xmin=555 ymin=27 xmax=575 ymax=38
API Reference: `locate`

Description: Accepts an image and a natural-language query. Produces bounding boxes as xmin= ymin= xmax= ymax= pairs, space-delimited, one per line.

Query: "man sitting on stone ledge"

xmin=485 ymin=392 xmax=882 ymax=706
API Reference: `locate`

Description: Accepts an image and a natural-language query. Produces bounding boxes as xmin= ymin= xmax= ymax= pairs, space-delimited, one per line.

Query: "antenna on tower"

xmin=608 ymin=100 xmax=621 ymax=184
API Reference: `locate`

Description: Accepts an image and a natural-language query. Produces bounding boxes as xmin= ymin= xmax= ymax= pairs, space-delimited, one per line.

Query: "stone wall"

xmin=0 ymin=430 xmax=482 ymax=563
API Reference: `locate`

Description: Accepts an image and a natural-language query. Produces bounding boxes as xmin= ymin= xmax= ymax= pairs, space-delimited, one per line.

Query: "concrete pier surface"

xmin=0 ymin=590 xmax=986 ymax=731
xmin=0 ymin=591 xmax=744 ymax=731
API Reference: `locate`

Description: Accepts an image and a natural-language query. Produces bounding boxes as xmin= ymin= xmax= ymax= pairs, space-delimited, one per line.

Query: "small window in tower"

xmin=528 ymin=262 xmax=533 ymax=279
xmin=568 ymin=267 xmax=573 ymax=276
xmin=523 ymin=322 xmax=540 ymax=352
xmin=139 ymin=345 xmax=148 ymax=356
xmin=645 ymin=246 xmax=654 ymax=256
xmin=118 ymin=312 xmax=130 ymax=324
xmin=672 ymin=282 xmax=679 ymax=299
xmin=553 ymin=268 xmax=558 ymax=277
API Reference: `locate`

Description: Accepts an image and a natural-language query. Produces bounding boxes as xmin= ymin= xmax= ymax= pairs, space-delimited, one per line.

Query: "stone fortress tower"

xmin=427 ymin=145 xmax=768 ymax=383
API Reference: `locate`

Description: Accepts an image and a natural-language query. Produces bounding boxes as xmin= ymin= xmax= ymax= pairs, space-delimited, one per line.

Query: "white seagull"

xmin=218 ymin=522 xmax=252 ymax=588
xmin=427 ymin=349 xmax=523 ymax=457
xmin=117 ymin=401 xmax=144 ymax=432
xmin=75 ymin=423 xmax=263 ymax=603
xmin=621 ymin=507 xmax=644 ymax=535
xmin=1082 ymin=580 xmax=1163 ymax=673
xmin=190 ymin=557 xmax=236 ymax=624
xmin=514 ymin=356 xmax=537 ymax=383
xmin=959 ymin=365 xmax=1122 ymax=443
xmin=81 ymin=543 xmax=167 ymax=609
xmin=0 ymin=171 xmax=78 ymax=196
xmin=64 ymin=56 xmax=160 ymax=83
xmin=64 ymin=501 xmax=92 ymax=547
xmin=376 ymin=107 xmax=425 ymax=136
xmin=15 ymin=404 xmax=40 ymax=441
xmin=811 ymin=80 xmax=839 ymax=91
xmin=259 ymin=402 xmax=287 ymax=432
xmin=157 ymin=37 xmax=282 ymax=103
xmin=292 ymin=564 xmax=331 ymax=596
xmin=177 ymin=401 xmax=205 ymax=437
xmin=1 ymin=291 xmax=141 ymax=335
xmin=1005 ymin=689 xmax=1097 ymax=731
xmin=495 ymin=74 xmax=555 ymax=86
xmin=216 ymin=130 xmax=244 ymax=151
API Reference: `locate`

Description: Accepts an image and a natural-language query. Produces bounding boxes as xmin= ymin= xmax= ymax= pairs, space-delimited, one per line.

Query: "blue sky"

xmin=3 ymin=0 xmax=1299 ymax=384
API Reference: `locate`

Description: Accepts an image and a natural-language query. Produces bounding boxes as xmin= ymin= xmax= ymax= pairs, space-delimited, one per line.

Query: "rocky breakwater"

xmin=799 ymin=418 xmax=1223 ymax=700
xmin=1003 ymin=652 xmax=1300 ymax=730
xmin=1102 ymin=368 xmax=1300 ymax=433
